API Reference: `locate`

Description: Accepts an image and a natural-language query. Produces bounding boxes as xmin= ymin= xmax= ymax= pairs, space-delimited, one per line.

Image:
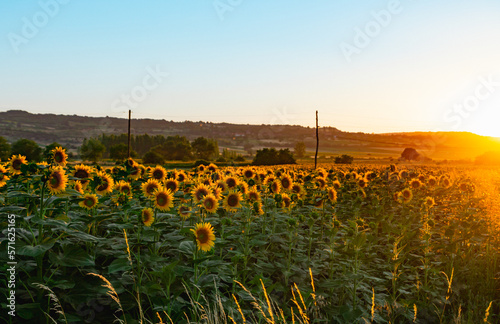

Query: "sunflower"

xmin=252 ymin=201 xmax=264 ymax=215
xmin=332 ymin=180 xmax=341 ymax=190
xmin=424 ymin=197 xmax=435 ymax=209
xmin=178 ymin=205 xmax=192 ymax=220
xmin=393 ymin=192 xmax=403 ymax=203
xmin=141 ymin=178 xmax=161 ymax=198
xmin=191 ymin=183 xmax=212 ymax=203
xmin=280 ymin=174 xmax=293 ymax=190
xmin=79 ymin=193 xmax=98 ymax=210
xmin=197 ymin=164 xmax=206 ymax=173
xmin=247 ymin=187 xmax=261 ymax=202
xmin=51 ymin=147 xmax=68 ymax=166
xmin=153 ymin=189 xmax=174 ymax=211
xmin=176 ymin=170 xmax=187 ymax=182
xmin=191 ymin=222 xmax=216 ymax=252
xmin=291 ymin=183 xmax=305 ymax=197
xmin=95 ymin=171 xmax=114 ymax=196
xmin=116 ymin=180 xmax=132 ymax=196
xmin=427 ymin=176 xmax=437 ymax=187
xmin=316 ymin=177 xmax=327 ymax=189
xmin=243 ymin=168 xmax=255 ymax=179
xmin=238 ymin=182 xmax=249 ymax=195
xmin=410 ymin=179 xmax=422 ymax=190
xmin=212 ymin=186 xmax=223 ymax=200
xmin=74 ymin=180 xmax=84 ymax=194
xmin=126 ymin=157 xmax=137 ymax=168
xmin=224 ymin=191 xmax=242 ymax=212
xmin=202 ymin=194 xmax=219 ymax=213
xmin=129 ymin=164 xmax=142 ymax=180
xmin=0 ymin=165 xmax=10 ymax=188
xmin=459 ymin=183 xmax=469 ymax=192
xmin=270 ymin=179 xmax=281 ymax=194
xmin=401 ymin=188 xmax=413 ymax=203
xmin=165 ymin=178 xmax=179 ymax=193
xmin=73 ymin=164 xmax=93 ymax=187
xmin=399 ymin=170 xmax=409 ymax=179
xmin=9 ymin=154 xmax=27 ymax=175
xmin=207 ymin=163 xmax=217 ymax=173
xmin=141 ymin=208 xmax=155 ymax=227
xmin=281 ymin=193 xmax=292 ymax=209
xmin=440 ymin=176 xmax=452 ymax=188
xmin=47 ymin=167 xmax=68 ymax=194
xmin=327 ymin=187 xmax=338 ymax=203
xmin=357 ymin=178 xmax=367 ymax=188
xmin=150 ymin=165 xmax=167 ymax=181
xmin=225 ymin=176 xmax=239 ymax=189
xmin=215 ymin=180 xmax=227 ymax=192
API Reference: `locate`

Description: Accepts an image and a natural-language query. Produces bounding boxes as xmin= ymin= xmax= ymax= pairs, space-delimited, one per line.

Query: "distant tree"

xmin=253 ymin=148 xmax=296 ymax=165
xmin=334 ymin=154 xmax=354 ymax=164
xmin=192 ymin=137 xmax=219 ymax=160
xmin=143 ymin=151 xmax=165 ymax=165
xmin=80 ymin=138 xmax=106 ymax=162
xmin=11 ymin=138 xmax=42 ymax=162
xmin=294 ymin=142 xmax=306 ymax=158
xmin=401 ymin=148 xmax=420 ymax=161
xmin=153 ymin=136 xmax=193 ymax=161
xmin=109 ymin=143 xmax=136 ymax=161
xmin=0 ymin=136 xmax=11 ymax=161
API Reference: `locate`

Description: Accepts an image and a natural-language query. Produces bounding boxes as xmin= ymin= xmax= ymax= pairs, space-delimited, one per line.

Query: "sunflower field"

xmin=1 ymin=148 xmax=500 ymax=323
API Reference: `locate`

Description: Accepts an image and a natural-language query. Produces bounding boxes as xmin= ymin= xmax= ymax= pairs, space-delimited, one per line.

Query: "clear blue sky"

xmin=1 ymin=0 xmax=500 ymax=136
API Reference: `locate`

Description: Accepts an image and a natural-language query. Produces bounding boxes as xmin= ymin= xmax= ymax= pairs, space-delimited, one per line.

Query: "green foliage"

xmin=152 ymin=135 xmax=193 ymax=161
xmin=109 ymin=143 xmax=136 ymax=161
xmin=79 ymin=138 xmax=105 ymax=162
xmin=0 ymin=136 xmax=11 ymax=161
xmin=142 ymin=150 xmax=165 ymax=164
xmin=252 ymin=148 xmax=296 ymax=165
xmin=335 ymin=154 xmax=354 ymax=164
xmin=11 ymin=138 xmax=42 ymax=161
xmin=192 ymin=137 xmax=219 ymax=160
xmin=294 ymin=141 xmax=306 ymax=158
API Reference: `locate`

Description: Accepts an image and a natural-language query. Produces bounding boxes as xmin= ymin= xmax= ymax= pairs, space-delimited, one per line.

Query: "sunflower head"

xmin=0 ymin=165 xmax=10 ymax=188
xmin=142 ymin=208 xmax=155 ymax=227
xmin=357 ymin=178 xmax=367 ymax=188
xmin=410 ymin=179 xmax=422 ymax=190
xmin=142 ymin=178 xmax=161 ymax=198
xmin=51 ymin=147 xmax=68 ymax=165
xmin=427 ymin=176 xmax=437 ymax=187
xmin=207 ymin=163 xmax=217 ymax=173
xmin=327 ymin=187 xmax=338 ymax=203
xmin=74 ymin=180 xmax=84 ymax=194
xmin=281 ymin=193 xmax=292 ymax=209
xmin=95 ymin=171 xmax=114 ymax=195
xmin=424 ymin=196 xmax=435 ymax=209
xmin=116 ymin=180 xmax=132 ymax=196
xmin=225 ymin=176 xmax=239 ymax=189
xmin=202 ymin=194 xmax=219 ymax=214
xmin=270 ymin=179 xmax=281 ymax=194
xmin=79 ymin=193 xmax=98 ymax=210
xmin=247 ymin=187 xmax=261 ymax=202
xmin=176 ymin=171 xmax=187 ymax=182
xmin=9 ymin=154 xmax=27 ymax=174
xmin=280 ymin=174 xmax=293 ymax=190
xmin=252 ymin=201 xmax=264 ymax=215
xmin=243 ymin=168 xmax=255 ymax=179
xmin=316 ymin=177 xmax=327 ymax=189
xmin=73 ymin=164 xmax=93 ymax=186
xmin=178 ymin=205 xmax=192 ymax=220
xmin=191 ymin=183 xmax=212 ymax=203
xmin=332 ymin=180 xmax=341 ymax=190
xmin=47 ymin=167 xmax=68 ymax=194
xmin=153 ymin=189 xmax=174 ymax=211
xmin=150 ymin=165 xmax=167 ymax=181
xmin=191 ymin=222 xmax=216 ymax=252
xmin=224 ymin=191 xmax=242 ymax=212
xmin=401 ymin=188 xmax=413 ymax=202
xmin=165 ymin=178 xmax=179 ymax=193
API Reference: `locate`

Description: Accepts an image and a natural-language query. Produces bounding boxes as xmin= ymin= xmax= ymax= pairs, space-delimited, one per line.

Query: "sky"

xmin=1 ymin=0 xmax=500 ymax=137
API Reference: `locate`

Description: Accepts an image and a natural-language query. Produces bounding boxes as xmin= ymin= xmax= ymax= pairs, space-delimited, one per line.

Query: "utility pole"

xmin=315 ymin=110 xmax=319 ymax=169
xmin=127 ymin=110 xmax=131 ymax=158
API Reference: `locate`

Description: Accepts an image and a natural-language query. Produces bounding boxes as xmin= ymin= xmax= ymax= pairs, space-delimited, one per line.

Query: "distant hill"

xmin=1 ymin=110 xmax=500 ymax=160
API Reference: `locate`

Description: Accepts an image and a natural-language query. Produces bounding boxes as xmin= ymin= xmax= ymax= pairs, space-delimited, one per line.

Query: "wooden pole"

xmin=127 ymin=110 xmax=131 ymax=158
xmin=315 ymin=110 xmax=319 ymax=169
